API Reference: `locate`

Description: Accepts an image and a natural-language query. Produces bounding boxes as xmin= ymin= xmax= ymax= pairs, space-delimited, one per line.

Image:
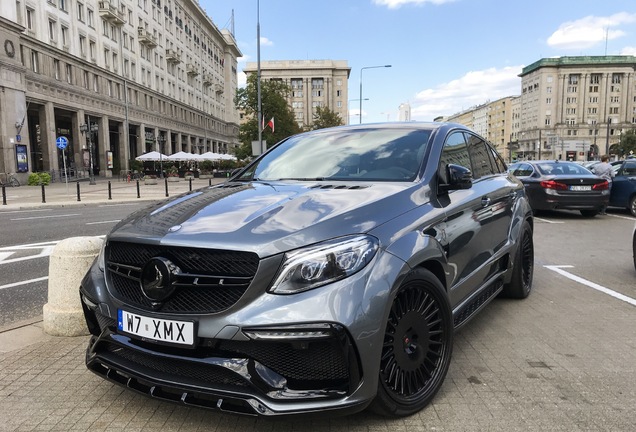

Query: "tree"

xmin=235 ymin=74 xmax=301 ymax=158
xmin=613 ymin=129 xmax=636 ymax=158
xmin=308 ymin=106 xmax=344 ymax=131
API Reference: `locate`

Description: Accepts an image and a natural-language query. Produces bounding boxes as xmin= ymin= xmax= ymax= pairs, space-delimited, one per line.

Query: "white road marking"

xmin=0 ymin=209 xmax=52 ymax=215
xmin=544 ymin=265 xmax=636 ymax=307
xmin=533 ymin=217 xmax=564 ymax=224
xmin=10 ymin=213 xmax=81 ymax=221
xmin=86 ymin=220 xmax=121 ymax=225
xmin=98 ymin=203 xmax=140 ymax=207
xmin=606 ymin=213 xmax=636 ymax=221
xmin=0 ymin=277 xmax=48 ymax=290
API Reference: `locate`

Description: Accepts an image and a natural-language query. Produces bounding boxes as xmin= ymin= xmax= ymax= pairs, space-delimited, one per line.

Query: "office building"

xmin=0 ymin=0 xmax=241 ymax=181
xmin=243 ymin=60 xmax=350 ymax=129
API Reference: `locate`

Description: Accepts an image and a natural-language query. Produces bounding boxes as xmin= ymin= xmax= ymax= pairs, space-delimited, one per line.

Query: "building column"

xmin=138 ymin=123 xmax=146 ymax=154
xmin=97 ymin=115 xmax=109 ymax=177
xmin=73 ymin=110 xmax=85 ymax=172
xmin=118 ymin=121 xmax=129 ymax=171
xmin=40 ymin=101 xmax=58 ymax=172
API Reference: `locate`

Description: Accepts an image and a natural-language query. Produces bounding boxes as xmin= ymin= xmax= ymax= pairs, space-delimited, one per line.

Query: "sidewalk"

xmin=0 ymin=175 xmax=227 ymax=210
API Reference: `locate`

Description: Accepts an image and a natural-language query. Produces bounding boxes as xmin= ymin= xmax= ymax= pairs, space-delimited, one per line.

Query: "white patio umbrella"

xmin=200 ymin=152 xmax=224 ymax=161
xmin=135 ymin=151 xmax=168 ymax=161
xmin=166 ymin=151 xmax=196 ymax=161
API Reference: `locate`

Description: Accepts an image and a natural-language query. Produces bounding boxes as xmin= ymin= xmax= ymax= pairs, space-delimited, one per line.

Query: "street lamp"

xmin=156 ymin=134 xmax=166 ymax=178
xmin=359 ymin=65 xmax=391 ymax=124
xmin=605 ymin=117 xmax=617 ymax=157
xmin=79 ymin=118 xmax=98 ymax=185
xmin=348 ymin=98 xmax=368 ymax=124
xmin=587 ymin=119 xmax=598 ymax=160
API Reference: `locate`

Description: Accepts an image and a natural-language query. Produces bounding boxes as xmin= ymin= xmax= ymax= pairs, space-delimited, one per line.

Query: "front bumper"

xmin=79 ymin=247 xmax=405 ymax=417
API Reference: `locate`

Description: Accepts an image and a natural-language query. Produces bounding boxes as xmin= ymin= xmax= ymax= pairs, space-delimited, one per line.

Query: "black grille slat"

xmin=105 ymin=242 xmax=259 ymax=314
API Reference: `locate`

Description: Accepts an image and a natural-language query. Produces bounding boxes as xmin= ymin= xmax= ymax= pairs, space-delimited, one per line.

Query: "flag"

xmin=261 ymin=114 xmax=265 ymax=131
xmin=267 ymin=117 xmax=275 ymax=133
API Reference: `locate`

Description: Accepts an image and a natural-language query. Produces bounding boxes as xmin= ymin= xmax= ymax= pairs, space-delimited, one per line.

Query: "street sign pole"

xmin=56 ymin=136 xmax=69 ymax=192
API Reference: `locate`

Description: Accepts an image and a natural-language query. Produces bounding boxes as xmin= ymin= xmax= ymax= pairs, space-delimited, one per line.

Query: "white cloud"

xmin=547 ymin=13 xmax=636 ymax=50
xmin=621 ymin=46 xmax=636 ymax=55
xmin=260 ymin=37 xmax=273 ymax=46
xmin=410 ymin=66 xmax=523 ymax=121
xmin=373 ymin=0 xmax=454 ymax=8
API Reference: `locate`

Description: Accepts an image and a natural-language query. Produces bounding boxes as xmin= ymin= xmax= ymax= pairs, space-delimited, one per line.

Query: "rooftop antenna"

xmin=604 ymin=26 xmax=608 ymax=55
xmin=231 ymin=9 xmax=235 ymax=37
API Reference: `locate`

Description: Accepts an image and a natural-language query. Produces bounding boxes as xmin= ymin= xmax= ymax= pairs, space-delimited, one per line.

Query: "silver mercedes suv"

xmin=80 ymin=122 xmax=534 ymax=417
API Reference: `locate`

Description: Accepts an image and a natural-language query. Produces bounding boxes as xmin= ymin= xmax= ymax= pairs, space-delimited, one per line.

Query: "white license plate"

xmin=570 ymin=185 xmax=591 ymax=191
xmin=118 ymin=310 xmax=195 ymax=346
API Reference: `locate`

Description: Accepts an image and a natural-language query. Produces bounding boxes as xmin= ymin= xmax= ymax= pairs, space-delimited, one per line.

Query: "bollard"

xmin=136 ymin=180 xmax=140 ymax=198
xmin=208 ymin=178 xmax=212 ymax=186
xmin=164 ymin=177 xmax=169 ymax=197
xmin=41 ymin=184 xmax=46 ymax=203
xmin=189 ymin=178 xmax=192 ymax=191
xmin=108 ymin=181 xmax=112 ymax=200
xmin=2 ymin=185 xmax=6 ymax=205
xmin=76 ymin=182 xmax=81 ymax=201
xmin=43 ymin=236 xmax=103 ymax=336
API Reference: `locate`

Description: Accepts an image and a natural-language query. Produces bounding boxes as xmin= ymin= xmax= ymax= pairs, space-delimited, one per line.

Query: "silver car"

xmin=80 ymin=122 xmax=534 ymax=417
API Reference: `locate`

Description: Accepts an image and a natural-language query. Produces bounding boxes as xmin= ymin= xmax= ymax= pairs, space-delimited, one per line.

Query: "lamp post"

xmin=79 ymin=118 xmax=97 ymax=185
xmin=156 ymin=133 xmax=165 ymax=178
xmin=359 ymin=65 xmax=391 ymax=124
xmin=587 ymin=119 xmax=598 ymax=160
xmin=605 ymin=117 xmax=617 ymax=157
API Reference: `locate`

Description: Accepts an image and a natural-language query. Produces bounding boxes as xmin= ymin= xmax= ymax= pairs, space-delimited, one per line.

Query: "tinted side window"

xmin=489 ymin=146 xmax=507 ymax=173
xmin=622 ymin=161 xmax=636 ymax=176
xmin=511 ymin=163 xmax=533 ymax=177
xmin=466 ymin=134 xmax=496 ymax=179
xmin=439 ymin=132 xmax=470 ymax=184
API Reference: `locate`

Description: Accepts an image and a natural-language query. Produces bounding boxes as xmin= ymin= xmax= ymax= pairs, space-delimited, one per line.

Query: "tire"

xmin=501 ymin=220 xmax=534 ymax=299
xmin=580 ymin=209 xmax=598 ymax=217
xmin=370 ymin=268 xmax=453 ymax=417
xmin=629 ymin=196 xmax=636 ymax=217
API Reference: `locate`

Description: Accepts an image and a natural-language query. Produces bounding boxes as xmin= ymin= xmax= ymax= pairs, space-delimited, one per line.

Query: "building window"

xmin=546 ymin=86 xmax=552 ymax=94
xmin=610 ymin=96 xmax=619 ymax=103
xmin=102 ymin=19 xmax=109 ymax=36
xmin=48 ymin=19 xmax=57 ymax=42
xmin=26 ymin=7 xmax=34 ymax=30
xmin=87 ymin=8 xmax=94 ymax=27
xmin=587 ymin=107 xmax=598 ymax=114
xmin=589 ymin=96 xmax=598 ymax=103
xmin=59 ymin=0 xmax=67 ymax=12
xmin=590 ymin=74 xmax=601 ymax=84
xmin=567 ymin=86 xmax=578 ymax=93
xmin=545 ymin=117 xmax=551 ymax=126
xmin=93 ymin=74 xmax=99 ymax=92
xmin=610 ymin=107 xmax=619 ymax=114
xmin=612 ymin=73 xmax=622 ymax=84
xmin=61 ymin=25 xmax=68 ymax=47
xmin=77 ymin=2 xmax=84 ymax=21
xmin=611 ymin=85 xmax=621 ymax=92
xmin=589 ymin=85 xmax=599 ymax=93
xmin=122 ymin=31 xmax=128 ymax=48
xmin=546 ymin=98 xmax=552 ymax=104
xmin=66 ymin=64 xmax=72 ymax=83
xmin=83 ymin=70 xmax=89 ymax=88
xmin=53 ymin=59 xmax=60 ymax=79
xmin=568 ymin=74 xmax=579 ymax=85
xmin=30 ymin=50 xmax=39 ymax=72
xmin=337 ymin=90 xmax=341 ymax=97
xmin=566 ymin=108 xmax=576 ymax=115
xmin=79 ymin=35 xmax=86 ymax=57
xmin=104 ymin=48 xmax=110 ymax=68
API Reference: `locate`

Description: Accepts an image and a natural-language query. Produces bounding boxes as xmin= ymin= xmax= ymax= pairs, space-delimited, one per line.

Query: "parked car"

xmin=80 ymin=123 xmax=534 ymax=418
xmin=606 ymin=158 xmax=636 ymax=216
xmin=508 ymin=160 xmax=609 ymax=217
xmin=633 ymin=222 xmax=636 ymax=271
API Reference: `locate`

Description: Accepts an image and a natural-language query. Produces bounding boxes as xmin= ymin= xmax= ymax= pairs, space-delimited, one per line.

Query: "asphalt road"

xmin=0 ymin=202 xmax=150 ymax=327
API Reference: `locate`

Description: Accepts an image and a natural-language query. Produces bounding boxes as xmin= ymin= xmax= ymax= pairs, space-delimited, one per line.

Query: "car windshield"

xmin=238 ymin=127 xmax=431 ymax=182
xmin=536 ymin=162 xmax=592 ymax=176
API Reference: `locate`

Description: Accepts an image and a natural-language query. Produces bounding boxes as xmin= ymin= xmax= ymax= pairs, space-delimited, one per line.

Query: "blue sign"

xmin=56 ymin=136 xmax=69 ymax=150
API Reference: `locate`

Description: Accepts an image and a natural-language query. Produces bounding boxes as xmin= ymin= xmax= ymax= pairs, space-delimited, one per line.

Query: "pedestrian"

xmin=592 ymin=155 xmax=614 ymax=214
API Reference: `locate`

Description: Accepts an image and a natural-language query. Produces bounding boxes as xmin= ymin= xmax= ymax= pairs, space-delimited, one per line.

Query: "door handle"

xmin=481 ymin=197 xmax=491 ymax=207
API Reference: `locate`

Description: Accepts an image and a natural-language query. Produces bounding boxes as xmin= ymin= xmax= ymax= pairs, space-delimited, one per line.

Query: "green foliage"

xmin=27 ymin=172 xmax=51 ymax=186
xmin=308 ymin=106 xmax=344 ymax=131
xmin=129 ymin=158 xmax=143 ymax=172
xmin=613 ymin=129 xmax=636 ymax=158
xmin=199 ymin=160 xmax=215 ymax=174
xmin=235 ymin=74 xmax=302 ymax=155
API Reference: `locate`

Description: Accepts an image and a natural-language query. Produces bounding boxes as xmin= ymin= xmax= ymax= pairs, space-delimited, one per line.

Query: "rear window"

xmin=536 ymin=162 xmax=591 ymax=176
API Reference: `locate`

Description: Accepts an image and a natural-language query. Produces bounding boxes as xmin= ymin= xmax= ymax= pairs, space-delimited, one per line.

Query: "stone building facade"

xmin=0 ymin=0 xmax=241 ymax=182
xmin=243 ymin=60 xmax=350 ymax=130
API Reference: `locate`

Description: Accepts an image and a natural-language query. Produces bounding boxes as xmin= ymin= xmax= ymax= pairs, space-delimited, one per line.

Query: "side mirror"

xmin=440 ymin=164 xmax=473 ymax=192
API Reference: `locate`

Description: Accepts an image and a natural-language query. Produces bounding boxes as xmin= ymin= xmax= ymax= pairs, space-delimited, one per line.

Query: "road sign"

xmin=56 ymin=136 xmax=68 ymax=150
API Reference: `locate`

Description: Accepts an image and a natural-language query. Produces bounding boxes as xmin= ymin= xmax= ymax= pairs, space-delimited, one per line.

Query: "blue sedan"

xmin=608 ymin=158 xmax=636 ymax=216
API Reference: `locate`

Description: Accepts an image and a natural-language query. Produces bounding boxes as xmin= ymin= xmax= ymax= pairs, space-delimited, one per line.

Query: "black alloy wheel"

xmin=501 ymin=220 xmax=534 ymax=299
xmin=371 ymin=269 xmax=453 ymax=417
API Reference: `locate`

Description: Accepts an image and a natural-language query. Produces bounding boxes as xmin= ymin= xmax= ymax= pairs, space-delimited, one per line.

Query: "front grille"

xmin=106 ymin=241 xmax=259 ymax=314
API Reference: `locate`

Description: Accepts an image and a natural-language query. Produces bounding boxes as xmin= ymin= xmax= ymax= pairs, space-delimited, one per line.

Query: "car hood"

xmin=108 ymin=181 xmax=427 ymax=257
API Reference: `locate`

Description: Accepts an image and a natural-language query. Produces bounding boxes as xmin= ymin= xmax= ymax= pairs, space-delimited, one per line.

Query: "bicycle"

xmin=0 ymin=172 xmax=20 ymax=187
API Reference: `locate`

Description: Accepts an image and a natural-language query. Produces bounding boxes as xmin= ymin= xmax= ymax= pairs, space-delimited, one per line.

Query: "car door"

xmin=610 ymin=160 xmax=636 ymax=211
xmin=436 ymin=131 xmax=514 ymax=307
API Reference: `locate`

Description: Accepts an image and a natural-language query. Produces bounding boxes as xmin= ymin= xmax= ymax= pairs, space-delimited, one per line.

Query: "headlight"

xmin=269 ymin=235 xmax=379 ymax=295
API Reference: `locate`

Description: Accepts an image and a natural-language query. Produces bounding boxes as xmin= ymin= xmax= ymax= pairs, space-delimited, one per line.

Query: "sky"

xmin=200 ymin=0 xmax=636 ymax=124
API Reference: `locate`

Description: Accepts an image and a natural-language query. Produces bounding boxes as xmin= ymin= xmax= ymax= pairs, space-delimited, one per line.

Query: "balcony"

xmin=137 ymin=27 xmax=157 ymax=48
xmin=214 ymin=83 xmax=224 ymax=94
xmin=165 ymin=48 xmax=181 ymax=64
xmin=186 ymin=63 xmax=198 ymax=76
xmin=98 ymin=1 xmax=125 ymax=25
xmin=202 ymin=73 xmax=213 ymax=85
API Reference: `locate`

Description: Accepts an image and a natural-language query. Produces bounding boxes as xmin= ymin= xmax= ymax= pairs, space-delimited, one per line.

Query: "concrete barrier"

xmin=43 ymin=236 xmax=103 ymax=336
